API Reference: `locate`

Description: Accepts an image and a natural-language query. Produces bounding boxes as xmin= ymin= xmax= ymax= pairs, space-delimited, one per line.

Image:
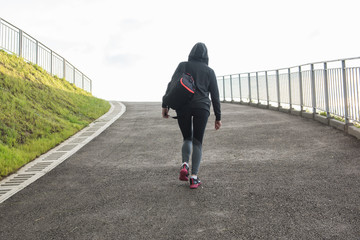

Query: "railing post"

xmin=248 ymin=73 xmax=251 ymax=103
xmin=276 ymin=70 xmax=280 ymax=108
xmin=230 ymin=75 xmax=233 ymax=102
xmin=324 ymin=62 xmax=330 ymax=118
xmin=35 ymin=40 xmax=39 ymax=65
xmin=265 ymin=71 xmax=269 ymax=107
xmin=82 ymin=74 xmax=85 ymax=90
xmin=73 ymin=68 xmax=76 ymax=85
xmin=341 ymin=60 xmax=349 ymax=128
xmin=222 ymin=76 xmax=225 ymax=101
xmin=299 ymin=66 xmax=304 ymax=113
xmin=256 ymin=72 xmax=259 ymax=104
xmin=50 ymin=50 xmax=53 ymax=75
xmin=310 ymin=64 xmax=316 ymax=117
xmin=288 ymin=68 xmax=292 ymax=110
xmin=63 ymin=59 xmax=66 ymax=80
xmin=19 ymin=29 xmax=23 ymax=57
xmin=238 ymin=74 xmax=242 ymax=103
xmin=0 ymin=18 xmax=2 ymax=49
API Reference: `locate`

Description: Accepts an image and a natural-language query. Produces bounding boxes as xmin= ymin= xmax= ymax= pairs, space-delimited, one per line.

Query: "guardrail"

xmin=218 ymin=57 xmax=360 ymax=127
xmin=0 ymin=17 xmax=92 ymax=93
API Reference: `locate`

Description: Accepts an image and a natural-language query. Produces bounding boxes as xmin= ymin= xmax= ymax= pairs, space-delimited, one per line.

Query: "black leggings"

xmin=176 ymin=108 xmax=209 ymax=175
xmin=177 ymin=108 xmax=210 ymax=144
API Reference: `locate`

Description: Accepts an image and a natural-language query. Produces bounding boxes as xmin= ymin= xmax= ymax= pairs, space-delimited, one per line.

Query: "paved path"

xmin=0 ymin=102 xmax=359 ymax=239
xmin=0 ymin=101 xmax=125 ymax=203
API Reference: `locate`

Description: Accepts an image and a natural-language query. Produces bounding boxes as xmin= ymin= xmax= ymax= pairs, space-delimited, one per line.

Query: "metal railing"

xmin=218 ymin=57 xmax=360 ymax=125
xmin=0 ymin=17 xmax=92 ymax=93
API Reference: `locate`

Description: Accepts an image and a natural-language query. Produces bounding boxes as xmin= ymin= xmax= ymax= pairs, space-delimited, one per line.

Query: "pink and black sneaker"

xmin=189 ymin=177 xmax=201 ymax=189
xmin=179 ymin=163 xmax=189 ymax=181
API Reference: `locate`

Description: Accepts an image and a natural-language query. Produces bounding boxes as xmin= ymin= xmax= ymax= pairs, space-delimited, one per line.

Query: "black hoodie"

xmin=162 ymin=42 xmax=221 ymax=121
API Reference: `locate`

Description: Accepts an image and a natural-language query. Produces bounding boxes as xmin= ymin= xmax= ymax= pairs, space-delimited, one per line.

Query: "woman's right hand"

xmin=215 ymin=120 xmax=222 ymax=130
xmin=162 ymin=108 xmax=169 ymax=118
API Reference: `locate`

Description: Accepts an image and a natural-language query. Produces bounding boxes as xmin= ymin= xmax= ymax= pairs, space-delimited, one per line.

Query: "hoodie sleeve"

xmin=209 ymin=69 xmax=221 ymax=121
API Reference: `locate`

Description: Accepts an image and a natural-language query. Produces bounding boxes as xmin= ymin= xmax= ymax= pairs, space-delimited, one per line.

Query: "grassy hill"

xmin=0 ymin=50 xmax=110 ymax=180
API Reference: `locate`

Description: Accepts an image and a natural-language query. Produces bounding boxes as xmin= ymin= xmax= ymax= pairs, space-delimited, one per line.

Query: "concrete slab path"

xmin=0 ymin=102 xmax=359 ymax=239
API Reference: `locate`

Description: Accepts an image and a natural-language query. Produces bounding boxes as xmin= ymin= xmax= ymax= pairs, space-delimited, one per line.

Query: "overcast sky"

xmin=1 ymin=0 xmax=360 ymax=101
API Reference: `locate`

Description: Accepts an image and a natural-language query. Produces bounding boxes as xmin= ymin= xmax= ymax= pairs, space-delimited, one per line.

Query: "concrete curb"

xmin=329 ymin=118 xmax=346 ymax=131
xmin=290 ymin=110 xmax=301 ymax=116
xmin=315 ymin=114 xmax=329 ymax=125
xmin=302 ymin=112 xmax=313 ymax=119
xmin=0 ymin=101 xmax=126 ymax=204
xmin=348 ymin=125 xmax=360 ymax=139
xmin=228 ymin=101 xmax=359 ymax=140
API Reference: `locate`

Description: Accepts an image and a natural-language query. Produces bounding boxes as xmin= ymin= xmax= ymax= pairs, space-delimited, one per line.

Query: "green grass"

xmin=333 ymin=116 xmax=345 ymax=122
xmin=319 ymin=111 xmax=327 ymax=117
xmin=0 ymin=50 xmax=110 ymax=179
xmin=318 ymin=111 xmax=360 ymax=127
xmin=318 ymin=111 xmax=346 ymax=122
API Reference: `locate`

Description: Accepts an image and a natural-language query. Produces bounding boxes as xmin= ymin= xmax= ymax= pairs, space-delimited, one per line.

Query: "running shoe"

xmin=189 ymin=177 xmax=201 ymax=189
xmin=179 ymin=163 xmax=189 ymax=181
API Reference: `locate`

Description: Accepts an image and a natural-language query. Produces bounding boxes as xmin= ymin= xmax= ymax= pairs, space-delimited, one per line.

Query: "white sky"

xmin=1 ymin=0 xmax=360 ymax=101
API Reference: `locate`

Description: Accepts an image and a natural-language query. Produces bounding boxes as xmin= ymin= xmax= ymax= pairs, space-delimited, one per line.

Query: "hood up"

xmin=188 ymin=42 xmax=209 ymax=65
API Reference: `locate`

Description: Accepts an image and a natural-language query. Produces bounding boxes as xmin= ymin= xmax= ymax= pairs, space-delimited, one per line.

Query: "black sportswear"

xmin=162 ymin=42 xmax=221 ymax=121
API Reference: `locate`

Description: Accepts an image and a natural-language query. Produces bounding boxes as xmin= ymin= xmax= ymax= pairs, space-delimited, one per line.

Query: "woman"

xmin=162 ymin=42 xmax=222 ymax=189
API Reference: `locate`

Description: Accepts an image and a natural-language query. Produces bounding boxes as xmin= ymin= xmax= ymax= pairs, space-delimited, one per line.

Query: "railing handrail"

xmin=0 ymin=17 xmax=92 ymax=93
xmin=218 ymin=56 xmax=360 ymax=77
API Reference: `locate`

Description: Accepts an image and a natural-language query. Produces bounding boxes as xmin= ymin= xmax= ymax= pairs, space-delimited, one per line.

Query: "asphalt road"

xmin=0 ymin=102 xmax=359 ymax=239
